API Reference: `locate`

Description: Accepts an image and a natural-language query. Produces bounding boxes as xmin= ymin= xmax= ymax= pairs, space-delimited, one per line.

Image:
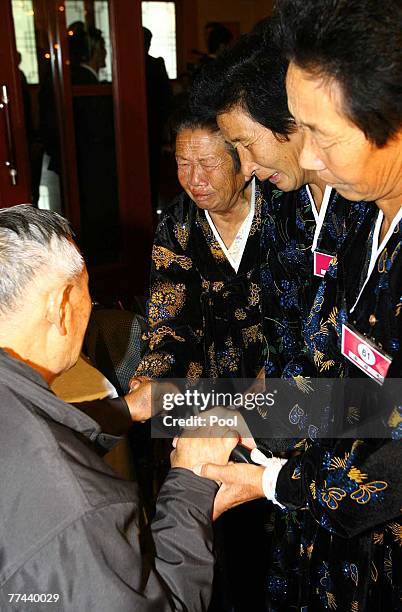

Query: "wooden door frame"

xmin=0 ymin=1 xmax=31 ymax=207
xmin=108 ymin=0 xmax=153 ymax=293
xmin=50 ymin=0 xmax=153 ymax=298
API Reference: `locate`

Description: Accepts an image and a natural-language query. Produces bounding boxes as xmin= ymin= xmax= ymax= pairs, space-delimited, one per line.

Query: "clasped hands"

xmin=125 ymin=378 xmax=266 ymax=519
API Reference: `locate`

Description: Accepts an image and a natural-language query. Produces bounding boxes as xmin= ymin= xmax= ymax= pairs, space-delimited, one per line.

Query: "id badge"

xmin=341 ymin=324 xmax=392 ymax=385
xmin=314 ymin=251 xmax=333 ymax=277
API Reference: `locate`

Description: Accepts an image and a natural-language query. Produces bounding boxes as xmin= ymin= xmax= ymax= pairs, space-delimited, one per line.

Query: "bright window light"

xmin=141 ymin=2 xmax=177 ymax=79
xmin=11 ymin=0 xmax=39 ymax=84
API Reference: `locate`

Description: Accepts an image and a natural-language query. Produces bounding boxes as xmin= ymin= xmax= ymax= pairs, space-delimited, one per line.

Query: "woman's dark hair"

xmin=190 ymin=21 xmax=296 ymax=141
xmin=170 ymin=101 xmax=241 ymax=172
xmin=275 ymin=0 xmax=402 ymax=147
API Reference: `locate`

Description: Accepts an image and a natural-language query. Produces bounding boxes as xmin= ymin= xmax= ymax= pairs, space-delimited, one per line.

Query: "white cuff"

xmin=249 ymin=448 xmax=287 ymax=508
xmin=261 ymin=458 xmax=287 ymax=508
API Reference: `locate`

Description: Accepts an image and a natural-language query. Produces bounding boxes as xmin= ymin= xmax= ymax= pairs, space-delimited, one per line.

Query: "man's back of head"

xmin=0 ymin=204 xmax=90 ymax=382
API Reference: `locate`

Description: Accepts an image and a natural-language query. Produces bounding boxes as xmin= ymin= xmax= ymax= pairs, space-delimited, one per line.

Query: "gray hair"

xmin=0 ymin=205 xmax=84 ymax=316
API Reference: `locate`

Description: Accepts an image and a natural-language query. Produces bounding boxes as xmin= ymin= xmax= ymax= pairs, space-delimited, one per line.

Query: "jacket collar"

xmin=0 ymin=349 xmax=101 ymax=442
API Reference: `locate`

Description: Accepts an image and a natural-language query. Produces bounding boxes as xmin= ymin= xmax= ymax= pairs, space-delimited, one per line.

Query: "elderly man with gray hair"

xmin=0 ymin=205 xmax=238 ymax=611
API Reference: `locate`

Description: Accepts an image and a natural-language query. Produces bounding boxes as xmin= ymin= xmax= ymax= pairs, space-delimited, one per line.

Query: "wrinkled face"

xmin=175 ymin=128 xmax=245 ymax=212
xmin=217 ymin=106 xmax=306 ymax=192
xmin=286 ymin=62 xmax=402 ymax=202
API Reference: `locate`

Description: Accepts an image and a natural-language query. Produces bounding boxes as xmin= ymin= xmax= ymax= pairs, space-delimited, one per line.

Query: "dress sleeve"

xmin=275 ymin=437 xmax=402 ymax=538
xmin=135 ymin=208 xmax=205 ymax=380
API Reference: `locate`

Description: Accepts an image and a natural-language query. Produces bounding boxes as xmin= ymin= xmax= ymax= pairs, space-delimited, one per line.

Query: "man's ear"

xmin=45 ymin=283 xmax=73 ymax=336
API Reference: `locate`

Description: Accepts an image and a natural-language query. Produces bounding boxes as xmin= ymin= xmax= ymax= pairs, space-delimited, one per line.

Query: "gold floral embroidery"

xmin=350 ymin=564 xmax=358 ymax=586
xmin=388 ymin=522 xmax=402 ymax=546
xmin=212 ymin=281 xmax=224 ymax=292
xmin=294 ymin=438 xmax=309 ymax=450
xmin=313 ymin=349 xmax=325 ymax=367
xmin=148 ymin=326 xmax=184 ymax=350
xmin=384 ymin=549 xmax=392 ymax=581
xmin=327 ymin=307 xmax=339 ymax=329
xmin=291 ymin=468 xmax=301 ymax=480
xmin=351 ymin=602 xmax=359 ymax=612
xmin=351 ymin=440 xmax=364 ymax=453
xmin=210 ymin=243 xmax=226 ymax=261
xmin=321 ymin=485 xmax=346 ymax=510
xmin=293 ymin=375 xmax=313 ymax=394
xmin=249 ymin=192 xmax=262 ymax=236
xmin=391 ymin=240 xmax=401 ymax=263
xmin=198 ymin=215 xmax=226 ymax=262
xmin=174 ymin=222 xmax=189 ymax=250
xmin=218 ymin=337 xmax=241 ymax=373
xmin=347 ymin=406 xmax=360 ymax=424
xmin=257 ymin=404 xmax=269 ymax=419
xmin=248 ymin=283 xmax=260 ymax=306
xmin=329 ymin=453 xmax=350 ymax=470
xmin=388 ymin=406 xmax=402 ymax=429
xmin=319 ymin=358 xmax=335 ymax=372
xmin=309 ymin=481 xmax=317 ymax=499
xmin=187 ymin=361 xmax=203 ymax=383
xmin=326 ymin=592 xmax=337 ymax=610
xmin=310 ymin=305 xmax=341 ymax=371
xmin=370 ymin=561 xmax=378 ymax=582
xmin=136 ymin=352 xmax=174 ymax=377
xmin=235 ymin=308 xmax=247 ymax=320
xmin=377 ymin=249 xmax=387 ymax=274
xmin=396 ymin=302 xmax=402 ymax=317
xmin=201 ymin=280 xmax=224 ymax=293
xmin=373 ymin=532 xmax=384 ymax=545
xmin=242 ymin=323 xmax=263 ymax=348
xmin=152 ymin=246 xmax=192 ymax=271
xmin=350 ymin=481 xmax=388 ymax=504
xmin=347 ymin=467 xmax=368 ymax=484
xmin=208 ymin=343 xmax=219 ymax=379
xmin=148 ymin=282 xmax=186 ymax=327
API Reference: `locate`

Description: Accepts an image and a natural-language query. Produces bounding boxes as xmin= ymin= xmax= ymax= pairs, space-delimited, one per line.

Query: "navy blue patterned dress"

xmin=260 ymin=182 xmax=368 ymax=379
xmin=257 ymin=183 xmax=368 ymax=450
xmin=266 ymin=205 xmax=402 ymax=611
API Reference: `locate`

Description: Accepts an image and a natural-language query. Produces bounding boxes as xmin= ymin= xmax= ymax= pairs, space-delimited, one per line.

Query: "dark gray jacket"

xmin=0 ymin=350 xmax=217 ymax=611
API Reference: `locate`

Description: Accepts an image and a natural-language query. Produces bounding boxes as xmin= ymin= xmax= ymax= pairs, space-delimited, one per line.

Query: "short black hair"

xmin=68 ymin=22 xmax=104 ymax=65
xmin=205 ymin=22 xmax=233 ymax=55
xmin=190 ymin=22 xmax=296 ymax=141
xmin=170 ymin=101 xmax=241 ymax=172
xmin=275 ymin=0 xmax=402 ymax=147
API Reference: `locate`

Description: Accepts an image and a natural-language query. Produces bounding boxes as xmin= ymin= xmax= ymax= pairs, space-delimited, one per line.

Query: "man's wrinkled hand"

xmin=195 ymin=462 xmax=265 ymax=520
xmin=171 ymin=425 xmax=239 ymax=473
xmin=203 ymin=406 xmax=257 ymax=449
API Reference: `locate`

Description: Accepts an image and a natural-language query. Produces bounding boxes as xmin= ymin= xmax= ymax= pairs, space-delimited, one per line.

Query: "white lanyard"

xmin=205 ymin=178 xmax=255 ymax=273
xmin=305 ymin=184 xmax=333 ymax=252
xmin=350 ymin=206 xmax=402 ymax=313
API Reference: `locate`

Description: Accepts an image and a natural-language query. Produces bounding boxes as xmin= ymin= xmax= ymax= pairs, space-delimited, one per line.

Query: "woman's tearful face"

xmin=175 ymin=128 xmax=245 ymax=213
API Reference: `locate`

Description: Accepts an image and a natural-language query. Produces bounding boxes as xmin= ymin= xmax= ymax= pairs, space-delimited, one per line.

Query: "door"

xmin=1 ymin=0 xmax=153 ymax=302
xmin=0 ymin=1 xmax=31 ymax=206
